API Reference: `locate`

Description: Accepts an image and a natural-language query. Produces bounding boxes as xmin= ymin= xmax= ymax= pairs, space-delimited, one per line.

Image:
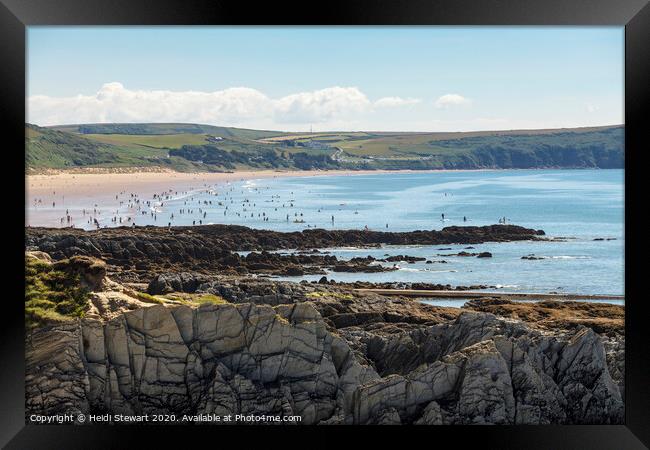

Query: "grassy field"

xmin=81 ymin=133 xmax=211 ymax=149
xmin=53 ymin=123 xmax=286 ymax=140
xmin=332 ymin=126 xmax=624 ymax=157
xmin=27 ymin=122 xmax=624 ymax=172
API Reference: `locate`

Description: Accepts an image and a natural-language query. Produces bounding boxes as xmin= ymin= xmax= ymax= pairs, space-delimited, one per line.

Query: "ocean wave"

xmin=550 ymin=255 xmax=590 ymax=260
xmin=398 ymin=267 xmax=458 ymax=273
xmin=523 ymin=255 xmax=591 ymax=260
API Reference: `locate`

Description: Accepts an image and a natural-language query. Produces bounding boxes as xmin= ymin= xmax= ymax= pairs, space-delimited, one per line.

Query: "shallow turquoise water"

xmin=242 ymin=169 xmax=623 ymax=296
xmin=105 ymin=169 xmax=626 ymax=295
xmin=419 ymin=298 xmax=625 ymax=308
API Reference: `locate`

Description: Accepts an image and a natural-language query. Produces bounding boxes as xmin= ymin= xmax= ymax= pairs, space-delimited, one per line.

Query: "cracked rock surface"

xmin=26 ymin=302 xmax=623 ymax=424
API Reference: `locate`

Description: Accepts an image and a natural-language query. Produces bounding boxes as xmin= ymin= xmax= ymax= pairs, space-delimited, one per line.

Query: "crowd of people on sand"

xmin=30 ymin=183 xmax=513 ymax=231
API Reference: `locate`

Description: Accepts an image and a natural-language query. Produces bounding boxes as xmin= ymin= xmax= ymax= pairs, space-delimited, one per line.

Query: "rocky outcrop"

xmin=26 ymin=302 xmax=377 ymax=424
xmin=334 ymin=280 xmax=496 ymax=291
xmin=26 ymin=302 xmax=623 ymax=425
xmin=381 ymin=255 xmax=427 ymax=263
xmin=343 ymin=312 xmax=623 ymax=425
xmin=174 ymin=277 xmax=461 ymax=329
xmin=437 ymin=251 xmax=492 ymax=258
xmin=463 ymin=298 xmax=624 ymax=335
xmin=24 ymin=240 xmax=624 ymax=426
xmin=146 ymin=272 xmax=497 ymax=295
xmin=25 ymin=224 xmax=544 ymax=279
xmin=147 ymin=272 xmax=213 ymax=295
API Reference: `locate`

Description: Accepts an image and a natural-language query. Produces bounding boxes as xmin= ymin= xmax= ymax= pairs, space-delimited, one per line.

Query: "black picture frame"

xmin=1 ymin=0 xmax=648 ymax=448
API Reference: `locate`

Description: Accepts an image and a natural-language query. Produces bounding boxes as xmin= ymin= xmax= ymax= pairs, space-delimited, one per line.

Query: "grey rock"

xmin=26 ymin=306 xmax=623 ymax=425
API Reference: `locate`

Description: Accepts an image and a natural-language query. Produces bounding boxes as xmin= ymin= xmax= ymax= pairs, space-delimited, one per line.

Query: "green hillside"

xmin=335 ymin=126 xmax=624 ymax=169
xmin=26 ymin=122 xmax=624 ymax=172
xmin=52 ymin=123 xmax=285 ymax=140
xmin=26 ymin=124 xmax=188 ymax=170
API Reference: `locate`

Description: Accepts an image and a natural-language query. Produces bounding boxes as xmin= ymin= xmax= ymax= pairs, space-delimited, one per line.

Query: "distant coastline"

xmin=27 ymin=167 xmax=508 ymax=200
xmin=25 ymin=165 xmax=618 ymax=176
xmin=26 ymin=122 xmax=624 ymax=173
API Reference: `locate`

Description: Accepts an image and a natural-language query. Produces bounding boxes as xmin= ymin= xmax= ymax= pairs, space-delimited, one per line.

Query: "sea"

xmin=33 ymin=169 xmax=625 ymax=299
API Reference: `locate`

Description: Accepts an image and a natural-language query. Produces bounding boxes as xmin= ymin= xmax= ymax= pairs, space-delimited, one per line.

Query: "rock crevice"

xmin=26 ymin=303 xmax=623 ymax=425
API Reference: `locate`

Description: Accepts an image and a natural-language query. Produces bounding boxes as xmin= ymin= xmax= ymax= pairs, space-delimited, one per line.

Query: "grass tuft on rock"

xmin=159 ymin=292 xmax=229 ymax=306
xmin=134 ymin=291 xmax=164 ymax=304
xmin=194 ymin=294 xmax=228 ymax=305
xmin=25 ymin=257 xmax=90 ymax=329
xmin=307 ymin=291 xmax=354 ymax=300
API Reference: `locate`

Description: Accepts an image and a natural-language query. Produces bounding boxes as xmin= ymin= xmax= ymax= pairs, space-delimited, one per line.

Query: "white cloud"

xmin=29 ymin=83 xmax=616 ymax=132
xmin=373 ymin=96 xmax=421 ymax=108
xmin=273 ymin=86 xmax=371 ymax=124
xmin=434 ymin=93 xmax=471 ymax=109
xmin=28 ymin=82 xmax=273 ymax=126
xmin=30 ymin=83 xmax=421 ymax=128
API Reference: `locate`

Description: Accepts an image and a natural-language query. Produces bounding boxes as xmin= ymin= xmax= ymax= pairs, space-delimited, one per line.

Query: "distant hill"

xmin=52 ymin=123 xmax=285 ymax=140
xmin=26 ymin=122 xmax=624 ymax=172
xmin=26 ymin=124 xmax=191 ymax=171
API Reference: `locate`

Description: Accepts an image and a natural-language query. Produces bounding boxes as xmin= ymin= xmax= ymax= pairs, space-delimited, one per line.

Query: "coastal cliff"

xmin=26 ymin=300 xmax=623 ymax=425
xmin=25 ymin=250 xmax=624 ymax=425
xmin=27 ymin=123 xmax=623 ymax=172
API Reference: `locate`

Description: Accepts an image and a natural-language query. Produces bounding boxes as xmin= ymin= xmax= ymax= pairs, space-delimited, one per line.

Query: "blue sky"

xmin=27 ymin=27 xmax=624 ymax=132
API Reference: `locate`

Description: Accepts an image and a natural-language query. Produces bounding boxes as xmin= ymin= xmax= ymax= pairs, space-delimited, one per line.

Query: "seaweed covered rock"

xmin=25 ymin=224 xmax=544 ymax=275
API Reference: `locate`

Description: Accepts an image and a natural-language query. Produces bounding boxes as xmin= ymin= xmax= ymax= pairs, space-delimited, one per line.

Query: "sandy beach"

xmin=26 ymin=169 xmax=433 ymax=228
xmin=26 ymin=169 xmax=417 ymax=206
xmin=26 ymin=168 xmax=496 ymax=199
